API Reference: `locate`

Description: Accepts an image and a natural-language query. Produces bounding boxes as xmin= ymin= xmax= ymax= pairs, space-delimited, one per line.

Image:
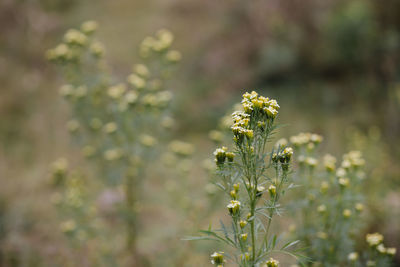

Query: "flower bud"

xmin=268 ymin=185 xmax=276 ymax=198
xmin=355 ymin=203 xmax=364 ymax=212
xmin=240 ymin=252 xmax=250 ymax=261
xmin=320 ymin=181 xmax=329 ymax=194
xmin=348 ymin=252 xmax=358 ymax=261
xmin=256 ymin=186 xmax=265 ymax=198
xmin=81 ymin=20 xmax=98 ymax=35
xmin=233 ymin=183 xmax=240 ymax=192
xmin=245 ymin=129 xmax=254 ymax=139
xmin=317 ymin=204 xmax=327 ymax=213
xmin=227 ymin=200 xmax=240 ymax=216
xmin=90 ymin=41 xmax=105 ymax=57
xmin=103 ymin=122 xmax=117 ymax=134
xmin=366 ymin=233 xmax=383 ymax=247
xmin=343 ymin=209 xmax=352 ymax=218
xmin=266 ymin=258 xmax=279 ymax=267
xmin=166 ymin=50 xmax=182 ymax=63
xmin=246 ymin=213 xmax=252 ymax=220
xmin=338 ymin=177 xmax=350 ymax=189
xmin=214 ymin=147 xmax=227 ymax=166
xmin=240 ymin=233 xmax=248 ymax=241
xmin=386 ymin=247 xmax=397 ymax=256
xmin=377 ymin=244 xmax=386 ymax=254
xmin=226 ymin=152 xmax=235 ymax=162
xmin=239 ymin=220 xmax=247 ymax=228
xmin=210 ymin=252 xmax=224 ymax=265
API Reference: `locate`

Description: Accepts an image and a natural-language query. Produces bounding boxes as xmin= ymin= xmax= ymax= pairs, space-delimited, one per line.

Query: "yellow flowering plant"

xmin=187 ymin=91 xmax=305 ymax=267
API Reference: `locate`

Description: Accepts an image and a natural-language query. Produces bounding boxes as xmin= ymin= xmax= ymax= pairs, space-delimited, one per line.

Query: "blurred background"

xmin=0 ymin=0 xmax=399 ymax=266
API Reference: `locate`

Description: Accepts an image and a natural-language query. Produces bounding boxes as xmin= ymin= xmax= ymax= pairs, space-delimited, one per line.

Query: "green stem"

xmin=125 ymin=173 xmax=137 ymax=254
xmin=250 ymin=201 xmax=256 ymax=266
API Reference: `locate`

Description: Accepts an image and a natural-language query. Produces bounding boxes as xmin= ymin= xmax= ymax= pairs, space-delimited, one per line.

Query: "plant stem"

xmin=250 ymin=201 xmax=256 ymax=266
xmin=125 ymin=173 xmax=137 ymax=255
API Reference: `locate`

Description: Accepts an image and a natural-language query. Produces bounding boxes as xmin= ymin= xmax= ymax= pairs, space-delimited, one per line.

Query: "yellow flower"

xmin=338 ymin=177 xmax=350 ymax=188
xmin=317 ymin=205 xmax=327 ymax=213
xmin=266 ymin=258 xmax=279 ymax=267
xmin=168 ymin=140 xmax=195 ymax=157
xmin=133 ymin=64 xmax=150 ymax=78
xmin=241 ymin=233 xmax=248 ymax=241
xmin=127 ymin=73 xmax=146 ymax=89
xmin=348 ymin=252 xmax=358 ymax=261
xmin=214 ymin=147 xmax=227 ymax=165
xmin=210 ymin=252 xmax=224 ymax=265
xmin=103 ymin=149 xmax=122 ymax=161
xmin=239 ymin=220 xmax=247 ymax=228
xmin=81 ymin=20 xmax=98 ymax=35
xmin=377 ymin=244 xmax=386 ymax=254
xmin=227 ymin=200 xmax=240 ymax=216
xmin=64 ymin=29 xmax=87 ymax=46
xmin=140 ymin=135 xmax=157 ymax=147
xmin=305 ymin=157 xmax=318 ymax=168
xmin=386 ymin=247 xmax=397 ymax=256
xmin=355 ymin=203 xmax=364 ymax=212
xmin=103 ymin=122 xmax=117 ymax=134
xmin=366 ymin=233 xmax=383 ymax=246
xmin=264 ymin=106 xmax=278 ymax=118
xmin=107 ymin=84 xmax=126 ymax=99
xmin=320 ymin=181 xmax=329 ymax=194
xmin=245 ymin=129 xmax=254 ymax=139
xmin=343 ymin=209 xmax=352 ymax=218
xmin=60 ymin=220 xmax=77 ymax=233
xmin=90 ymin=41 xmax=105 ymax=57
xmin=323 ymin=154 xmax=336 ymax=172
xmin=166 ymin=50 xmax=182 ymax=63
xmin=268 ymin=185 xmax=276 ymax=198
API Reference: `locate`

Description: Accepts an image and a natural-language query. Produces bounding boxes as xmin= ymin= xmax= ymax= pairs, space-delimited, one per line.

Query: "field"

xmin=0 ymin=0 xmax=399 ymax=266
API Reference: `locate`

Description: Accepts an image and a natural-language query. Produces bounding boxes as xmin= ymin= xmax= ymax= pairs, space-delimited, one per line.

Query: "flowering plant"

xmin=188 ymin=91 xmax=304 ymax=267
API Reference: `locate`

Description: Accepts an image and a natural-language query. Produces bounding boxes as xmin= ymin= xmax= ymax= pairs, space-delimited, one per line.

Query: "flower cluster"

xmin=241 ymin=91 xmax=280 ymax=118
xmin=230 ymin=91 xmax=280 ymax=145
xmin=213 ymin=146 xmax=235 ymax=166
xmin=290 ymin=132 xmax=323 ymax=149
xmin=352 ymin=232 xmax=398 ymax=266
xmin=168 ymin=140 xmax=195 ymax=158
xmin=341 ymin=150 xmax=366 ymax=169
xmin=272 ymin=147 xmax=294 ymax=164
xmin=139 ymin=29 xmax=182 ymax=63
xmin=366 ymin=233 xmax=384 ymax=247
xmin=47 ymin=21 xmax=103 ymax=64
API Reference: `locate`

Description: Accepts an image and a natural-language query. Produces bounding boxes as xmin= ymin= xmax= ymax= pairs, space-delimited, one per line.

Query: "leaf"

xmin=270 ymin=234 xmax=277 ymax=249
xmin=199 ymin=230 xmax=235 ymax=246
xmin=281 ymin=240 xmax=300 ymax=250
xmin=220 ymin=220 xmax=235 ymax=245
xmin=181 ymin=236 xmax=219 ymax=242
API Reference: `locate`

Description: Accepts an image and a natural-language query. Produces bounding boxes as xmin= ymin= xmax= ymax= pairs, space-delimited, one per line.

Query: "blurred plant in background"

xmin=47 ymin=22 xmax=180 ymax=266
xmin=286 ymin=133 xmax=396 ymax=266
